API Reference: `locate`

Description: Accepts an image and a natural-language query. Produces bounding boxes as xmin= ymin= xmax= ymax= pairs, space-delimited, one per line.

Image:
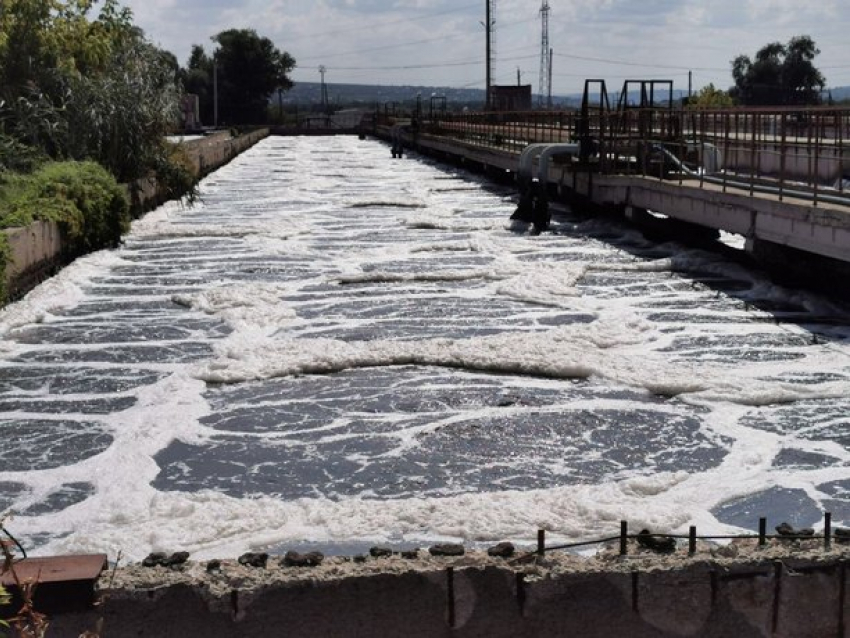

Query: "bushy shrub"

xmin=155 ymin=143 xmax=199 ymax=205
xmin=0 ymin=160 xmax=129 ymax=254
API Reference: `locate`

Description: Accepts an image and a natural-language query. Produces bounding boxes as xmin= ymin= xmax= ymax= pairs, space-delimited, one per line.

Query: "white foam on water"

xmin=3 ymin=371 xmax=214 ymax=558
xmin=0 ymin=250 xmax=128 ymax=338
xmin=14 ymin=396 xmax=847 ymax=561
xmin=3 ymin=135 xmax=850 ymax=560
xmin=25 ymin=469 xmax=718 ymax=561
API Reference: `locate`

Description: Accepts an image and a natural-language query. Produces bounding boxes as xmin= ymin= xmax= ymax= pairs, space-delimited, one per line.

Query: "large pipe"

xmin=512 ymin=143 xmax=580 ymax=232
xmin=517 ymin=143 xmax=555 ymax=183
xmin=537 ymin=143 xmax=579 ymax=183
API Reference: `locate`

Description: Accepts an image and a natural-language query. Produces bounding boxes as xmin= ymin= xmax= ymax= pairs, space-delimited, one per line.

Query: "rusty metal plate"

xmin=1 ymin=554 xmax=107 ymax=586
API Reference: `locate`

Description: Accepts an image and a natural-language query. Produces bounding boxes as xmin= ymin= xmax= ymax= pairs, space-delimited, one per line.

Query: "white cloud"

xmin=120 ymin=0 xmax=850 ymax=93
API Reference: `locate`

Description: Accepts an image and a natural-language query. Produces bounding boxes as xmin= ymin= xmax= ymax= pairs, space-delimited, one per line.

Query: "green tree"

xmin=0 ymin=0 xmax=188 ymax=188
xmin=688 ymin=83 xmax=735 ymax=108
xmin=731 ymin=36 xmax=825 ymax=105
xmin=62 ymin=25 xmax=183 ymax=181
xmin=0 ymin=0 xmax=114 ymax=94
xmin=186 ymin=29 xmax=295 ymax=125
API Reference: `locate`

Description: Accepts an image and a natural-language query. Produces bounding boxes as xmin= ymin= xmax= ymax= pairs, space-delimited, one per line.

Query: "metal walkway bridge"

xmin=375 ymin=82 xmax=850 ymax=286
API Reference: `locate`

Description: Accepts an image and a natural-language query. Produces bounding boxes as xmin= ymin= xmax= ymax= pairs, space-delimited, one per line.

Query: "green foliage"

xmin=731 ymin=36 xmax=825 ymax=105
xmin=0 ymin=0 xmax=116 ymax=94
xmin=0 ymin=132 xmax=48 ymax=173
xmin=185 ymin=29 xmax=295 ymax=125
xmin=62 ymin=37 xmax=183 ymax=182
xmin=0 ymin=582 xmax=9 ymax=632
xmin=153 ymin=143 xmax=199 ymax=205
xmin=688 ymin=83 xmax=735 ymax=108
xmin=0 ymin=0 xmax=186 ymax=182
xmin=0 ymin=161 xmax=129 ymax=255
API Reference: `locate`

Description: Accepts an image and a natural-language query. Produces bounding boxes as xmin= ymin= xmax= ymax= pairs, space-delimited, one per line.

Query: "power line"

xmin=327 ymin=60 xmax=483 ymax=72
xmin=283 ymin=3 xmax=480 ymax=43
xmin=297 ymin=31 xmax=469 ymax=62
xmin=302 ymin=53 xmax=537 ymax=75
xmin=553 ymin=51 xmax=727 ymax=72
xmin=295 ymin=6 xmax=540 ymax=65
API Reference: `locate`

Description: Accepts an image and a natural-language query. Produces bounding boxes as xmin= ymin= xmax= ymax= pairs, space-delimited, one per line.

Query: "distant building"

xmin=490 ymin=85 xmax=532 ymax=111
xmin=181 ymin=94 xmax=201 ymax=131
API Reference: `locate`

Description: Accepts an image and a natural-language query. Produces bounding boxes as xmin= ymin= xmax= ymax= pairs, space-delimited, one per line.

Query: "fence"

xmin=421 ymin=107 xmax=850 ymax=208
xmin=532 ymin=511 xmax=844 ymax=560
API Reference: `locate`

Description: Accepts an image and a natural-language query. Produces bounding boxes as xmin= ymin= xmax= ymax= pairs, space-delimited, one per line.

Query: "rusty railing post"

xmin=813 ymin=111 xmax=821 ymax=207
xmin=780 ymin=112 xmax=787 ymax=201
xmin=749 ymin=113 xmax=757 ymax=197
xmin=825 ymin=511 xmax=832 ymax=550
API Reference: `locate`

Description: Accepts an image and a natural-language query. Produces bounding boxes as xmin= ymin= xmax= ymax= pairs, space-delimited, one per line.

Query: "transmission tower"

xmin=538 ymin=0 xmax=550 ymax=109
xmin=319 ymin=65 xmax=329 ymax=112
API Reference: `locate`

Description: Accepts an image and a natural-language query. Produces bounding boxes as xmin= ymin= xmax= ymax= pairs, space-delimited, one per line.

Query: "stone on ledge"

xmin=428 ymin=543 xmax=465 ymax=557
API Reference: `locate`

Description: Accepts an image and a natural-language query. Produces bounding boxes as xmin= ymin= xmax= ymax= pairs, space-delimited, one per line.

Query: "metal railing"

xmin=420 ymin=107 xmax=850 ymax=208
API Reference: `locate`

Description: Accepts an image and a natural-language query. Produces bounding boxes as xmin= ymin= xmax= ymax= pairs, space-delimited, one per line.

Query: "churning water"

xmin=2 ymin=136 xmax=850 ymax=560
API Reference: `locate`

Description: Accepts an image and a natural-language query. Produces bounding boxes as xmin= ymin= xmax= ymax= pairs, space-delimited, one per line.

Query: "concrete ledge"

xmin=42 ymin=545 xmax=850 ymax=638
xmin=125 ymin=129 xmax=270 ymax=215
xmin=3 ymin=220 xmax=63 ymax=298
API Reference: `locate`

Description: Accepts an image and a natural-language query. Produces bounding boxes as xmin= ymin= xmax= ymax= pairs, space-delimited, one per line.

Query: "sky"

xmin=121 ymin=0 xmax=850 ymax=96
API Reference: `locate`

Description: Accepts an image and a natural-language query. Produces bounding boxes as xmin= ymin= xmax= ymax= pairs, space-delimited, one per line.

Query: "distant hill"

xmin=284 ymin=82 xmax=486 ymax=108
xmin=283 ymin=81 xmax=850 ymax=110
xmin=826 ymin=86 xmax=850 ymax=102
xmin=286 ymin=82 xmax=579 ymax=108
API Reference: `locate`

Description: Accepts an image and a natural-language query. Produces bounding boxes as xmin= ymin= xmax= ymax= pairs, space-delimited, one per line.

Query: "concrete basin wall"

xmin=44 ymin=553 xmax=850 ymax=638
xmin=2 ymin=129 xmax=269 ymax=300
xmin=3 ymin=221 xmax=63 ymax=298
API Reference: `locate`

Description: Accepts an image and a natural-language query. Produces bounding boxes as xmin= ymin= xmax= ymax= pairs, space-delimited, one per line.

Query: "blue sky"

xmin=121 ymin=0 xmax=850 ymax=95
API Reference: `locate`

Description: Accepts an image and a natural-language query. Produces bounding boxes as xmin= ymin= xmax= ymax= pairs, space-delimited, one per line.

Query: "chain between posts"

xmin=529 ymin=512 xmax=839 ymax=557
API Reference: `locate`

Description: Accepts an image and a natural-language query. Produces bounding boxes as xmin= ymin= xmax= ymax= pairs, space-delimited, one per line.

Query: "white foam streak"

xmin=195 ymin=323 xmax=714 ymax=400
xmin=39 ymin=471 xmax=706 ymax=561
xmin=197 ymin=318 xmax=850 ymax=406
xmin=172 ymin=283 xmax=297 ymax=331
xmin=496 ymin=262 xmax=587 ymax=306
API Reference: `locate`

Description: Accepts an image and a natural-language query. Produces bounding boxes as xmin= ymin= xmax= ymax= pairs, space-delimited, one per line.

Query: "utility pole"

xmin=213 ymin=53 xmax=219 ymax=128
xmin=538 ymin=0 xmax=550 ymax=109
xmin=319 ymin=65 xmax=329 ymax=113
xmin=484 ymin=0 xmax=495 ymax=110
